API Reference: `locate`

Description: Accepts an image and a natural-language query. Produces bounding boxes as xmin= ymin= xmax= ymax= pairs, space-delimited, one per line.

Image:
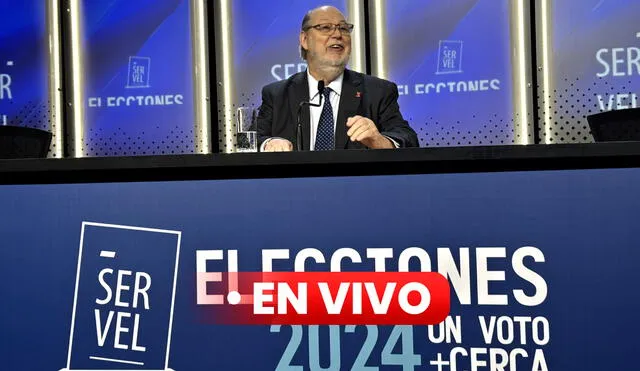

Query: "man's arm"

xmin=257 ymin=86 xmax=274 ymax=150
xmin=257 ymin=86 xmax=293 ymax=152
xmin=375 ymin=82 xmax=419 ymax=148
xmin=346 ymin=82 xmax=419 ymax=149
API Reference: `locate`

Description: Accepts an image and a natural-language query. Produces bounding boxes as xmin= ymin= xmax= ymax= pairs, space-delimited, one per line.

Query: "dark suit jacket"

xmin=257 ymin=69 xmax=419 ymax=150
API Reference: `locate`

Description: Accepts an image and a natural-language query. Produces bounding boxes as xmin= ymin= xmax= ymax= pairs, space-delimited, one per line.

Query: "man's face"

xmin=300 ymin=7 xmax=352 ymax=71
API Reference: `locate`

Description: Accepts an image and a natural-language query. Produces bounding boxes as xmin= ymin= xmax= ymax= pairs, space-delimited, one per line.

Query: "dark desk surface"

xmin=2 ymin=142 xmax=640 ymax=184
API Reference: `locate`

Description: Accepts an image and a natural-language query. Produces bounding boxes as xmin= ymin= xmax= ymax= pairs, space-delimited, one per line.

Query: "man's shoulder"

xmin=262 ymin=78 xmax=288 ymax=92
xmin=347 ymin=69 xmax=396 ymax=90
xmin=262 ymin=72 xmax=305 ymax=94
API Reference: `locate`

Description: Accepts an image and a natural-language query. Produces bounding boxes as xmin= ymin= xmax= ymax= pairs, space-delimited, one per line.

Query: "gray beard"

xmin=316 ymin=64 xmax=345 ymax=82
xmin=310 ymin=54 xmax=350 ymax=82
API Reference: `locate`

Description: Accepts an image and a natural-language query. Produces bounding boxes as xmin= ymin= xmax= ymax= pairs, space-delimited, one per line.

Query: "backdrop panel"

xmin=536 ymin=0 xmax=640 ymax=144
xmin=1 ymin=1 xmax=63 ymax=156
xmin=67 ymin=0 xmax=199 ymax=157
xmin=369 ymin=0 xmax=533 ymax=147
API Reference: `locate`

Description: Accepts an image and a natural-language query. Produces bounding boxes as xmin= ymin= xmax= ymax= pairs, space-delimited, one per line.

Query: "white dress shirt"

xmin=307 ymin=71 xmax=343 ymax=151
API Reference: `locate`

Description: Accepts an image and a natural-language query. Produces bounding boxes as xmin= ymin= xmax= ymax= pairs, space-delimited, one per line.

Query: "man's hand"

xmin=263 ymin=138 xmax=294 ymax=152
xmin=346 ymin=115 xmax=394 ymax=149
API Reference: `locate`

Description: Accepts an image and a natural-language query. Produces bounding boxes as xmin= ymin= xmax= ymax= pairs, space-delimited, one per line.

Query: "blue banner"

xmin=0 ymin=1 xmax=49 ymax=130
xmin=2 ymin=168 xmax=640 ymax=369
xmin=381 ymin=0 xmax=514 ymax=147
xmin=80 ymin=0 xmax=195 ymax=156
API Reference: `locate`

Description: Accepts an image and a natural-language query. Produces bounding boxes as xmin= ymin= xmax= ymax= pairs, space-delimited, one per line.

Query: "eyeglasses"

xmin=304 ymin=23 xmax=354 ymax=35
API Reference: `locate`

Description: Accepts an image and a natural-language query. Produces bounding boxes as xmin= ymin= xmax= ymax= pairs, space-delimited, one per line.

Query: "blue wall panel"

xmin=378 ymin=0 xmax=517 ymax=147
xmin=79 ymin=0 xmax=195 ymax=156
xmin=0 ymin=1 xmax=50 ymax=130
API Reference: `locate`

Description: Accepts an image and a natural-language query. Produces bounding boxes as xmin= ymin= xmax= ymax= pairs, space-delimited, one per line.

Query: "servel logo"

xmin=60 ymin=222 xmax=181 ymax=371
xmin=436 ymin=40 xmax=464 ymax=75
xmin=126 ymin=56 xmax=151 ymax=89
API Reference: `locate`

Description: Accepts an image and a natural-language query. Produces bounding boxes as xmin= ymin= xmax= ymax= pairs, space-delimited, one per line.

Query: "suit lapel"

xmin=288 ymin=73 xmax=311 ymax=150
xmin=336 ymin=69 xmax=362 ymax=149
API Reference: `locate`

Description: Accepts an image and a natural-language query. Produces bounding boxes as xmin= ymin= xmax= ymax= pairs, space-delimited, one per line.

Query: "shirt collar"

xmin=307 ymin=70 xmax=343 ymax=99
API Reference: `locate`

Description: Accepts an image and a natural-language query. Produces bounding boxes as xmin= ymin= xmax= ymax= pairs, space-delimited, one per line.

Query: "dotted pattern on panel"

xmin=415 ymin=113 xmax=528 ymax=147
xmin=6 ymin=100 xmax=50 ymax=130
xmin=5 ymin=100 xmax=57 ymax=156
xmin=82 ymin=126 xmax=195 ymax=157
xmin=538 ymin=77 xmax=636 ymax=144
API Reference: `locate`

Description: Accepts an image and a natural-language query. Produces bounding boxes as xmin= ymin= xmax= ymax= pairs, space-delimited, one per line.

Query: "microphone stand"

xmin=296 ymin=81 xmax=325 ymax=151
xmin=296 ymin=104 xmax=307 ymax=152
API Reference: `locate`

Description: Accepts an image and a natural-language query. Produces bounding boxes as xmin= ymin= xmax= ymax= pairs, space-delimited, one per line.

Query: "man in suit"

xmin=257 ymin=5 xmax=419 ymax=152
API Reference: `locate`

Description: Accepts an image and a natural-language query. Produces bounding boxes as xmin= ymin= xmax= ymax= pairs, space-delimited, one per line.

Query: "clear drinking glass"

xmin=236 ymin=107 xmax=258 ymax=153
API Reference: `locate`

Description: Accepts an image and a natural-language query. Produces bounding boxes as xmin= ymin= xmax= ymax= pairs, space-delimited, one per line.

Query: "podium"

xmin=0 ymin=126 xmax=52 ymax=159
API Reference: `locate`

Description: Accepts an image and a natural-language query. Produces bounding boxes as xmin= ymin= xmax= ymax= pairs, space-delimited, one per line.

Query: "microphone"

xmin=296 ymin=80 xmax=326 ymax=151
xmin=316 ymin=80 xmax=325 ymax=97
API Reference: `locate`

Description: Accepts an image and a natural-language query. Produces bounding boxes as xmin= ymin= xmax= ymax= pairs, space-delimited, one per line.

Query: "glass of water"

xmin=236 ymin=107 xmax=258 ymax=153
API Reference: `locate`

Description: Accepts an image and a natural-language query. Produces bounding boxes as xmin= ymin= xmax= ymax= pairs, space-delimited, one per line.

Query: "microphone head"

xmin=317 ymin=80 xmax=325 ymax=94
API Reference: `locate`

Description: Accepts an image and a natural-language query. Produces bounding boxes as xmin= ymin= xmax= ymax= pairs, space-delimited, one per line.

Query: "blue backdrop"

xmin=381 ymin=0 xmax=514 ymax=147
xmin=0 ymin=1 xmax=49 ymax=130
xmin=79 ymin=0 xmax=195 ymax=156
xmin=551 ymin=0 xmax=640 ymax=110
xmin=1 ymin=168 xmax=639 ymax=369
xmin=541 ymin=0 xmax=640 ymax=143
